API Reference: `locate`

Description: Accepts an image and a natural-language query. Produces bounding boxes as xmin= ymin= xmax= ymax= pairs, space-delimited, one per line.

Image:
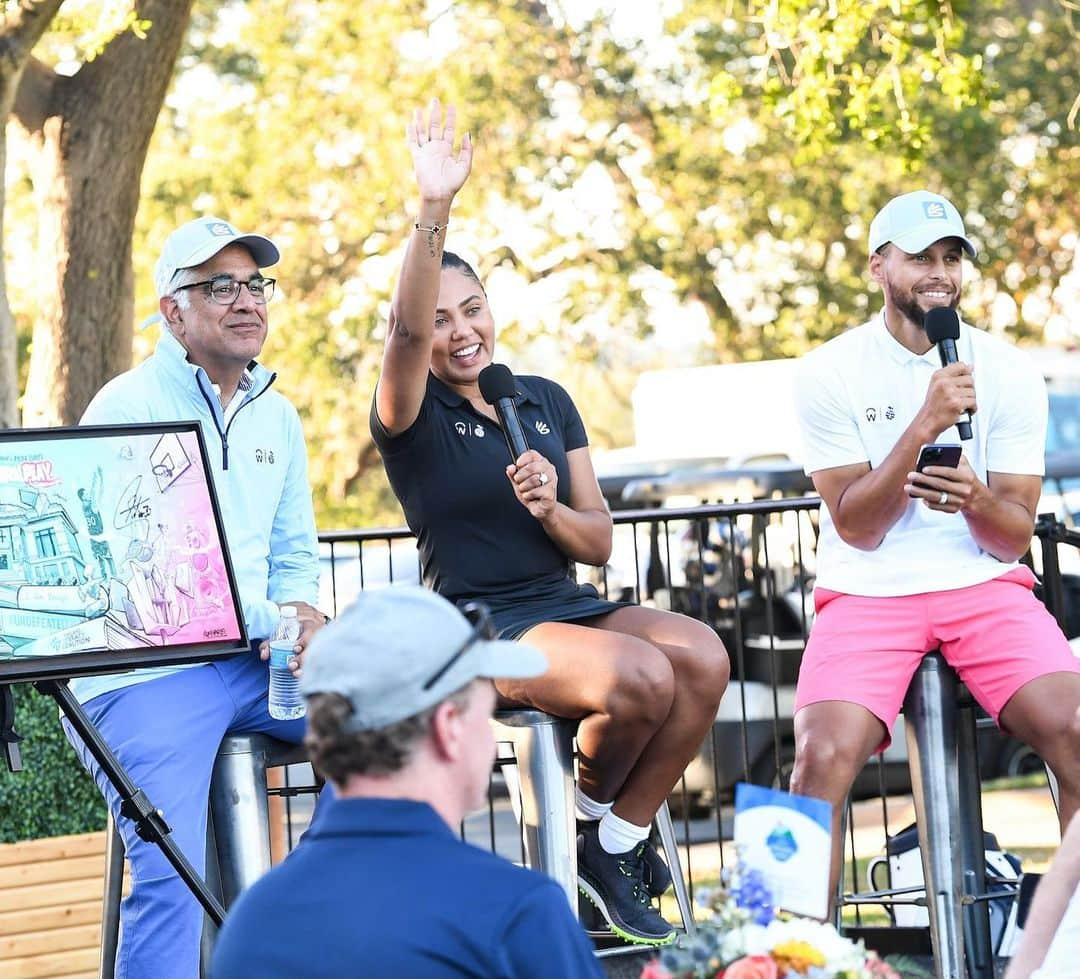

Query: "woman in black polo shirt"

xmin=371 ymin=99 xmax=730 ymax=947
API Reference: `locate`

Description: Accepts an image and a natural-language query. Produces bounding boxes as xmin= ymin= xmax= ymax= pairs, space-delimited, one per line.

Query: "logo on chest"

xmin=534 ymin=420 xmax=550 ymax=436
xmin=254 ymin=448 xmax=276 ymax=463
xmin=863 ymin=405 xmax=896 ymax=423
xmin=453 ymin=421 xmax=486 ymax=438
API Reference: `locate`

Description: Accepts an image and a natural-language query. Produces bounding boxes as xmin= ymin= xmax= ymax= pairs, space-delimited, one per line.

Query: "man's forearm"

xmin=831 ymin=472 xmax=910 ymax=550
xmin=962 ymin=488 xmax=1036 ymax=562
xmin=826 ymin=424 xmax=935 ymax=550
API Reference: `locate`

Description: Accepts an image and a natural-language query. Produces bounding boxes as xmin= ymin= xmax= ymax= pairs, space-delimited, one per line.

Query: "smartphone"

xmin=916 ymin=443 xmax=962 ymax=473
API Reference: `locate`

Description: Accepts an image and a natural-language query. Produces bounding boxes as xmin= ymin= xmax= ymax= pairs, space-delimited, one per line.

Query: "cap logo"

xmin=923 ymin=202 xmax=947 ymax=220
xmin=207 ymin=221 xmax=235 ymax=236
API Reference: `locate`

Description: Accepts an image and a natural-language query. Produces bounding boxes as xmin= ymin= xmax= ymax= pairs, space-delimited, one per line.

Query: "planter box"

xmin=0 ymin=830 xmax=127 ymax=979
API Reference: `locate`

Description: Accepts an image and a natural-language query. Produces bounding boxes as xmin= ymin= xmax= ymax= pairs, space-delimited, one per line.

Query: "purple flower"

xmin=732 ymin=868 xmax=774 ymax=925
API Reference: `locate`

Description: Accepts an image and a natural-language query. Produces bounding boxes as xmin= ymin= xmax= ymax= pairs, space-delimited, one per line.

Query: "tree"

xmin=11 ymin=0 xmax=196 ymax=427
xmin=563 ymin=0 xmax=1078 ymax=361
xmin=132 ymin=0 xmax=623 ymax=526
xmin=0 ymin=0 xmax=66 ymax=428
xmin=6 ymin=0 xmax=1075 ymax=525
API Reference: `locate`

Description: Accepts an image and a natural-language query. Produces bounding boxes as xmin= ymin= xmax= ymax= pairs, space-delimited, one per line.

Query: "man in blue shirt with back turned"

xmin=210 ymin=586 xmax=605 ymax=978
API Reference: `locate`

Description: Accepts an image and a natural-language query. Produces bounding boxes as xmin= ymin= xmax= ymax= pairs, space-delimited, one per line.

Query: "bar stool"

xmin=903 ymin=654 xmax=998 ymax=979
xmin=207 ymin=734 xmax=311 ymax=905
xmin=99 ymin=733 xmax=314 ymax=979
xmin=842 ymin=654 xmax=1002 ymax=979
xmin=492 ymin=708 xmax=697 ymax=939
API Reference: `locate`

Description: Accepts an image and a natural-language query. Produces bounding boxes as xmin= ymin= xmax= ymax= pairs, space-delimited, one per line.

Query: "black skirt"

xmin=469 ymin=575 xmax=633 ymax=640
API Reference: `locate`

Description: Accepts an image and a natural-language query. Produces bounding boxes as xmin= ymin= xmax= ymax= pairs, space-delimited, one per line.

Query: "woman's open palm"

xmin=408 ymin=98 xmax=473 ymax=201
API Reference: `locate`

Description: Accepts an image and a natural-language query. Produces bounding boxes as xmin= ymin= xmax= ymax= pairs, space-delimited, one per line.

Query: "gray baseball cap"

xmin=300 ymin=586 xmax=547 ymax=731
xmin=868 ymin=190 xmax=977 ymax=257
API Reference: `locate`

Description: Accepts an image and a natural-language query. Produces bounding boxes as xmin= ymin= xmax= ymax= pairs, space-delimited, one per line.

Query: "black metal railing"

xmin=309 ymin=497 xmax=1072 ymax=923
xmin=313 ymin=497 xmax=822 ymax=893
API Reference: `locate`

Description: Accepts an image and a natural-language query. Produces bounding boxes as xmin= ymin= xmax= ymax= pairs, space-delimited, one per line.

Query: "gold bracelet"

xmin=414 ymin=220 xmax=446 ymax=235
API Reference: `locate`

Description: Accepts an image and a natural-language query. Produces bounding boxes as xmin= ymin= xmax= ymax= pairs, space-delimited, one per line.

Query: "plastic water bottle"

xmin=267 ymin=606 xmax=304 ymax=720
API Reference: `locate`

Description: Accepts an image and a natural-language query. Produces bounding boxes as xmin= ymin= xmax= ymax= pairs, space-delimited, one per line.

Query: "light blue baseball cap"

xmin=868 ymin=191 xmax=977 ymax=257
xmin=301 ymin=586 xmax=547 ymax=732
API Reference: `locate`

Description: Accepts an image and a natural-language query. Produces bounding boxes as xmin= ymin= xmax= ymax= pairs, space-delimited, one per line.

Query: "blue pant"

xmin=63 ymin=648 xmax=305 ymax=979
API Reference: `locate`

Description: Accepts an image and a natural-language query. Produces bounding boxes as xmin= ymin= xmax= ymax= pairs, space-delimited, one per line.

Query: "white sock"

xmin=598 ymin=810 xmax=650 ymax=855
xmin=575 ymin=786 xmax=613 ymax=822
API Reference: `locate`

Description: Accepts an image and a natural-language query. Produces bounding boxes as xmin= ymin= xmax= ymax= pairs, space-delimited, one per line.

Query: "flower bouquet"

xmin=640 ymin=864 xmax=903 ymax=979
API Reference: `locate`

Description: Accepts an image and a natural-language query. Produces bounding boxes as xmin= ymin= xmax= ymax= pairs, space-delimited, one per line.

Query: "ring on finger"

xmin=538 ymin=472 xmax=549 ymax=486
xmin=939 ymin=490 xmax=949 ymax=506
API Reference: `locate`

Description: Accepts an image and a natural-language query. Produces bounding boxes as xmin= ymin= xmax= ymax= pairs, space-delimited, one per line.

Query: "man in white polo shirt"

xmin=790 ymin=190 xmax=1080 ymax=904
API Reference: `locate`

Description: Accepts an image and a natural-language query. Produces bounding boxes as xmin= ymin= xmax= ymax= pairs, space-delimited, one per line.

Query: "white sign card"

xmin=733 ymin=782 xmax=832 ymax=920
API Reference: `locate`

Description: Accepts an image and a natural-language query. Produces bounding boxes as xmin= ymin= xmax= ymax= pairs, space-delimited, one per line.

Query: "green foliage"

xmin=746 ymin=0 xmax=987 ymax=165
xmin=0 ymin=685 xmax=107 ymax=843
xmin=884 ymin=956 xmax=936 ymax=979
xmin=6 ymin=0 xmax=1077 ymax=530
xmin=32 ymin=2 xmax=152 ymax=66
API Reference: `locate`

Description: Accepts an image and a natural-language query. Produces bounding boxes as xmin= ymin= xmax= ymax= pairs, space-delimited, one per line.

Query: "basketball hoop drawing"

xmin=149 ymin=432 xmax=193 ymax=493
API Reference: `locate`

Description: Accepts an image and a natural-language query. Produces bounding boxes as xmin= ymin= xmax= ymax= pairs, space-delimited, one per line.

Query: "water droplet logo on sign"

xmin=766 ymin=823 xmax=798 ymax=863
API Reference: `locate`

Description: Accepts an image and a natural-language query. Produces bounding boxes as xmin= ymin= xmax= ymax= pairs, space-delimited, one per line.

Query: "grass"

xmin=982 ymin=772 xmax=1051 ymax=792
xmin=667 ymin=841 xmax=1053 ymax=930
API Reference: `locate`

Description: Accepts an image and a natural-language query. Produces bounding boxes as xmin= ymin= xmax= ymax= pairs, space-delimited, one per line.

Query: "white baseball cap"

xmin=143 ymin=217 xmax=281 ymax=330
xmin=301 ymin=586 xmax=547 ymax=732
xmin=153 ymin=216 xmax=280 ymax=297
xmin=868 ymin=191 xmax=977 ymax=257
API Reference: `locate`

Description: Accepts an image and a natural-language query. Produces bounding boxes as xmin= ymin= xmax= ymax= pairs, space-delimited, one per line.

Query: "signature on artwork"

xmin=115 ymin=476 xmax=152 ymax=528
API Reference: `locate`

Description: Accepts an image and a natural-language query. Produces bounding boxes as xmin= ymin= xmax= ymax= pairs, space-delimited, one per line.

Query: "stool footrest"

xmin=267 ymin=785 xmax=321 ymax=799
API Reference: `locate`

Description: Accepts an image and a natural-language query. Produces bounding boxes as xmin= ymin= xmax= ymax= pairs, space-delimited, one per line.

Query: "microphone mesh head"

xmin=478 ymin=363 xmax=517 ymax=405
xmin=924 ymin=307 xmax=960 ymax=343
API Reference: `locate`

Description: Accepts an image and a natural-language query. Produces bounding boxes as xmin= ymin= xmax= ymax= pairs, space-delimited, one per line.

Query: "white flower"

xmin=720 ymin=922 xmax=770 ymax=960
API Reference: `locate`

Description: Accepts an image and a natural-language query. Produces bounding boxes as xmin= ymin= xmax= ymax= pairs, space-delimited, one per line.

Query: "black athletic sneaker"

xmin=642 ymin=833 xmax=673 ymax=898
xmin=576 ymin=891 xmax=608 ymax=938
xmin=577 ymin=819 xmax=672 ymax=898
xmin=577 ymin=822 xmax=676 ymax=945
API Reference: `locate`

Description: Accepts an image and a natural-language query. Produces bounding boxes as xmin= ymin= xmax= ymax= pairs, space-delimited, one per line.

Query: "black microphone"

xmin=478 ymin=363 xmax=530 ymax=462
xmin=924 ymin=307 xmax=973 ymax=441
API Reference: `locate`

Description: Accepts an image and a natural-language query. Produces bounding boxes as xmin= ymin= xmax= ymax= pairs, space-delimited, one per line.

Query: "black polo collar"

xmin=428 ymin=371 xmax=541 ymax=407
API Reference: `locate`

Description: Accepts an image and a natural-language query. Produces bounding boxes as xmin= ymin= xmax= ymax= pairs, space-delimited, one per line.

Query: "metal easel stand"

xmin=33 ymin=678 xmax=225 ymax=926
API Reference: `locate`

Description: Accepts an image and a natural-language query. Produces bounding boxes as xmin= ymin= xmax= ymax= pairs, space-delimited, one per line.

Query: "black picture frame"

xmin=0 ymin=422 xmax=248 ymax=683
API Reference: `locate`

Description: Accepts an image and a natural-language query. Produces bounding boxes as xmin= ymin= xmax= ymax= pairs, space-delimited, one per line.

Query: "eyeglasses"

xmin=174 ymin=274 xmax=276 ymax=305
xmin=422 ymin=602 xmax=496 ymax=691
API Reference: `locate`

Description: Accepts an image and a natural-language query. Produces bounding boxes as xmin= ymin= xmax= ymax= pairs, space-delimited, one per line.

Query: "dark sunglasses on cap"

xmin=421 ymin=602 xmax=496 ymax=691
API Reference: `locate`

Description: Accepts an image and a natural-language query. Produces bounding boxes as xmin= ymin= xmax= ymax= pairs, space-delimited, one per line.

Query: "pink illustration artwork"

xmin=0 ymin=427 xmax=243 ymax=665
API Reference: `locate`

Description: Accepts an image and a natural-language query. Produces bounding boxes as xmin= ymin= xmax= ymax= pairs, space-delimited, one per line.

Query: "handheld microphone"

xmin=924 ymin=307 xmax=973 ymax=441
xmin=478 ymin=363 xmax=530 ymax=462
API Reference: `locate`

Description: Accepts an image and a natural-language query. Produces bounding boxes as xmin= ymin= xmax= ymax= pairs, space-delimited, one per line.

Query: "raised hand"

xmin=407 ymin=98 xmax=473 ymax=203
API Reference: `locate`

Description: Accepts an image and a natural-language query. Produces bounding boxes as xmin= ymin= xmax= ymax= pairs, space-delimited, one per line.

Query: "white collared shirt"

xmin=191 ymin=364 xmax=254 ymax=425
xmin=794 ymin=313 xmax=1047 ymax=596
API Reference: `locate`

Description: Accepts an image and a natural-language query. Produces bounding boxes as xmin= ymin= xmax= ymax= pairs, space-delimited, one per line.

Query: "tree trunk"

xmin=19 ymin=0 xmax=195 ymax=427
xmin=0 ymin=125 xmax=19 ymax=430
xmin=0 ymin=0 xmax=67 ymax=428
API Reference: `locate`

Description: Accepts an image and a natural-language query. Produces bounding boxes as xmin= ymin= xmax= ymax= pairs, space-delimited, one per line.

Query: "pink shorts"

xmin=795 ymin=566 xmax=1080 ymax=750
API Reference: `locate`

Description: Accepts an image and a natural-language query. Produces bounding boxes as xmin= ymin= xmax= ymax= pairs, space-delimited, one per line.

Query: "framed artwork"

xmin=0 ymin=422 xmax=247 ymax=682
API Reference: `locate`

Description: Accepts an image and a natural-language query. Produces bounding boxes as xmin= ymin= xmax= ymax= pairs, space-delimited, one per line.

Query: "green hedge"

xmin=0 ymin=684 xmax=107 ymax=843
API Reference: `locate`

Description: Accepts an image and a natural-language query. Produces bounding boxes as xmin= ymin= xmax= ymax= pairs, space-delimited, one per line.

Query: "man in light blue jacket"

xmin=68 ymin=216 xmax=327 ymax=979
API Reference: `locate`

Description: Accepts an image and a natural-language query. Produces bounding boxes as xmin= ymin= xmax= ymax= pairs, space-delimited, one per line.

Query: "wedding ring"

xmin=939 ymin=490 xmax=949 ymax=506
xmin=538 ymin=472 xmax=549 ymax=486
